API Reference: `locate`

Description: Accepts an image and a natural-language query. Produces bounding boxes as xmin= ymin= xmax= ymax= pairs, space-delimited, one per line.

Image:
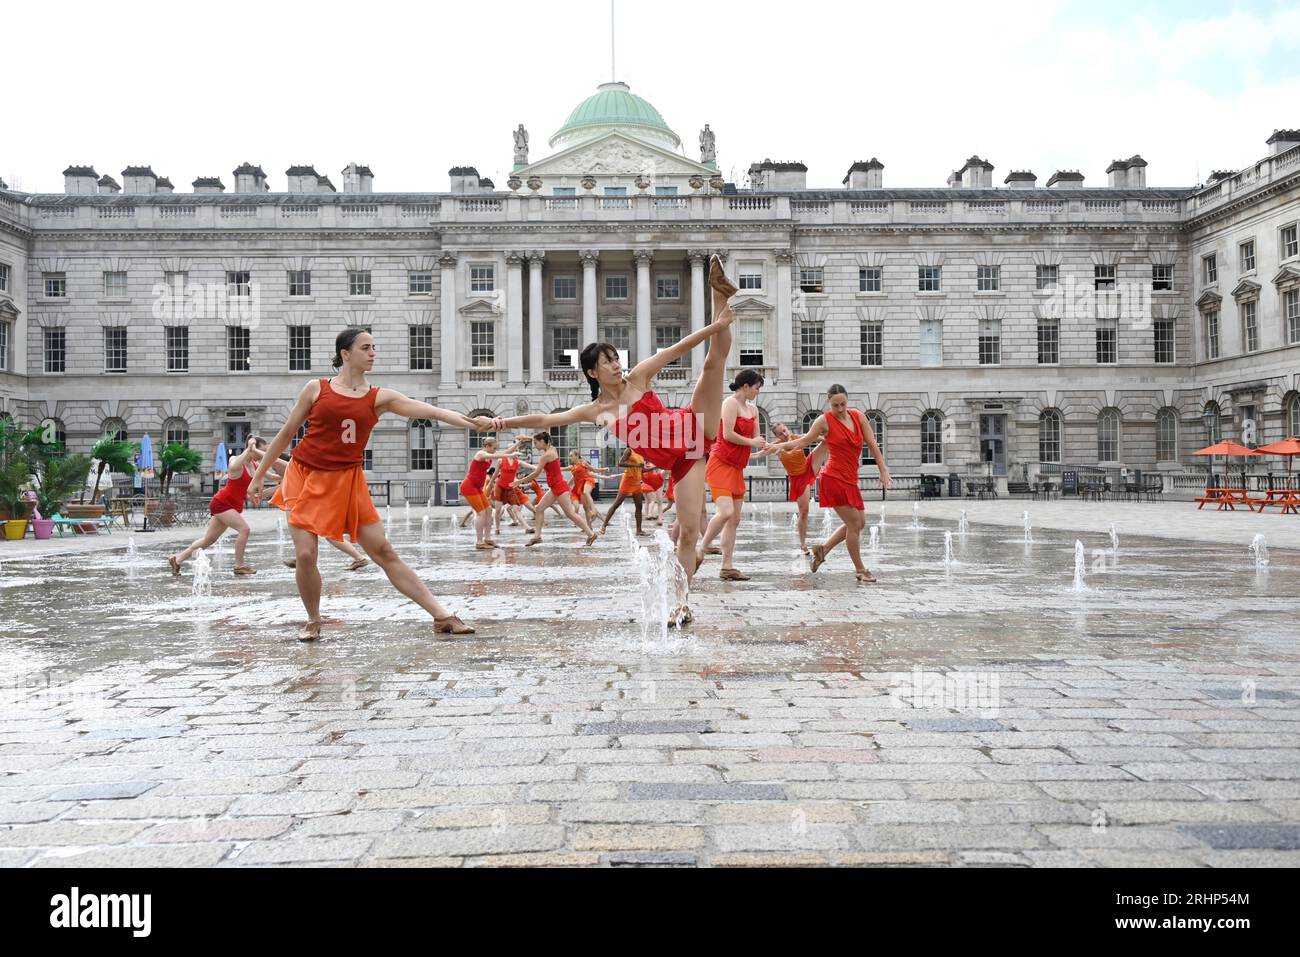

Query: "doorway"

xmin=979 ymin=414 xmax=1007 ymax=477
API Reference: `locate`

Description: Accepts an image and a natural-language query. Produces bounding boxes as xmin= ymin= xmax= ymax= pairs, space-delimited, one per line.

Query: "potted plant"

xmin=82 ymin=434 xmax=136 ymax=509
xmin=159 ymin=441 xmax=202 ymax=497
xmin=0 ymin=455 xmax=33 ymax=539
xmin=32 ymin=453 xmax=92 ymax=538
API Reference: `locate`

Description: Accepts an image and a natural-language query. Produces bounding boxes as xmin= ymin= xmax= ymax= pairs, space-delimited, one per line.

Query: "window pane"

xmin=471 ymin=322 xmax=495 ymax=367
xmin=165 ymin=326 xmax=189 ymax=373
xmin=604 ymin=275 xmax=628 ymax=300
xmin=44 ymin=328 xmax=67 ymax=373
xmin=104 ymin=328 xmax=127 ymax=373
xmin=288 ymin=326 xmax=312 ymax=371
xmin=551 ymin=326 xmax=579 ymax=367
xmin=1038 ymin=411 xmax=1061 ymax=463
xmin=921 ymin=412 xmax=944 ymax=464
xmin=800 ymin=323 xmax=824 ymax=367
xmin=409 ymin=271 xmax=433 ymax=294
xmin=1037 ymin=319 xmax=1059 ymax=364
xmin=553 ymin=276 xmax=577 ymax=300
xmin=738 ymin=319 xmax=764 ymax=366
xmin=227 ymin=326 xmax=251 ymax=371
xmin=860 ymin=322 xmax=882 ymax=366
xmin=348 ymin=271 xmax=372 ymax=296
xmin=408 ymin=325 xmax=434 ymax=370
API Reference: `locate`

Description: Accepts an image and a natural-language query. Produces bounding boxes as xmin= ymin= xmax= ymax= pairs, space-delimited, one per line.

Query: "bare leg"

xmin=632 ymin=493 xmax=645 ymax=535
xmin=601 ymin=492 xmax=628 ymax=531
xmin=557 ymin=494 xmax=597 ymax=543
xmin=797 ymin=492 xmax=811 ymax=551
xmin=327 ymin=537 xmax=367 ymax=562
xmin=214 ymin=511 xmax=252 ymax=568
xmin=673 ymin=458 xmax=708 ymax=585
xmin=822 ymin=521 xmax=849 ymax=556
xmin=721 ymin=498 xmax=745 ymax=569
xmin=689 ymin=262 xmax=738 ymax=443
xmin=700 ymin=494 xmax=735 ymax=553
xmin=354 ymin=521 xmax=453 ymax=619
xmin=474 ymin=507 xmax=494 ymax=547
xmin=174 ymin=516 xmax=227 ymax=565
xmin=290 ymin=524 xmax=323 ymax=640
xmin=834 ymin=505 xmax=869 ymax=576
xmin=527 ymin=492 xmax=555 ymax=544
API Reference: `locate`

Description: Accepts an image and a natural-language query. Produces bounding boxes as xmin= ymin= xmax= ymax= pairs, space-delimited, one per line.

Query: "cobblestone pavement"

xmin=1 ymin=502 xmax=1298 ymax=867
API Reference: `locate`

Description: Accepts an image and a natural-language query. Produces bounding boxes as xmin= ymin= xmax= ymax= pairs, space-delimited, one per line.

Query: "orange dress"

xmin=706 ymin=412 xmax=755 ymax=500
xmin=570 ymin=461 xmax=594 ymax=502
xmin=781 ymin=446 xmax=814 ymax=502
xmin=460 ymin=456 xmax=491 ymax=513
xmin=272 ymin=379 xmax=382 ymax=542
xmin=618 ymin=452 xmax=646 ymax=496
xmin=817 ymin=411 xmax=865 ymax=510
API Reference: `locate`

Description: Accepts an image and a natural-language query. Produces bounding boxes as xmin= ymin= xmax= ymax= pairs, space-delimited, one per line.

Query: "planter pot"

xmin=32 ymin=518 xmax=55 ymax=540
xmin=4 ymin=520 xmax=28 ymax=541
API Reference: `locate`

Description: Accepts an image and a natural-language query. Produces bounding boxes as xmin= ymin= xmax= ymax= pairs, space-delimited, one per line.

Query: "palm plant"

xmin=0 ymin=455 xmax=33 ymax=520
xmin=86 ymin=435 xmax=137 ymax=502
xmin=33 ymin=454 xmax=92 ymax=517
xmin=159 ymin=442 xmax=202 ymax=496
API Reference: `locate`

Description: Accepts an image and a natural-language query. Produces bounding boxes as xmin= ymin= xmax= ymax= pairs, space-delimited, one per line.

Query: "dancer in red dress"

xmin=169 ymin=436 xmax=279 ymax=576
xmin=567 ymin=451 xmax=609 ymax=524
xmin=772 ymin=422 xmax=827 ymax=555
xmin=494 ymin=256 xmax=739 ymax=624
xmin=493 ymin=449 xmax=530 ymax=533
xmin=461 ymin=436 xmax=525 ymax=549
xmin=697 ymin=370 xmax=774 ymax=580
xmin=772 ymin=385 xmax=891 ymax=582
xmin=515 ymin=432 xmax=598 ymax=547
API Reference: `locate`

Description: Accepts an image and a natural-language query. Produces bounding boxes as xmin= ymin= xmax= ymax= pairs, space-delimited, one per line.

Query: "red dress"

xmin=210 ymin=464 xmax=253 ymax=515
xmin=817 ymin=410 xmax=865 ymax=510
xmin=460 ymin=456 xmax=490 ymax=498
xmin=781 ymin=447 xmax=815 ymax=502
xmin=543 ymin=456 xmax=570 ymax=496
xmin=609 ymin=390 xmax=704 ymax=484
xmin=495 ymin=457 xmax=524 ymax=504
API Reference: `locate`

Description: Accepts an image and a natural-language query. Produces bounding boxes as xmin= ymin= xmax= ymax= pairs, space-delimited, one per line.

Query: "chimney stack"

xmin=192 ymin=177 xmax=225 ymax=194
xmin=1046 ymin=170 xmax=1084 ymax=189
xmin=959 ymin=156 xmax=994 ymax=188
xmin=97 ymin=174 xmax=121 ymax=195
xmin=342 ymin=163 xmax=375 ymax=193
xmin=233 ymin=163 xmax=269 ymax=193
xmin=63 ymin=165 xmax=98 ymax=195
xmin=842 ymin=158 xmax=884 ymax=189
xmin=747 ymin=159 xmax=808 ymax=190
xmin=1004 ymin=170 xmax=1037 ymax=189
xmin=1266 ymin=129 xmax=1300 ymax=156
xmin=156 ymin=176 xmax=174 ymax=194
xmin=448 ymin=166 xmax=481 ymax=193
xmin=122 ymin=166 xmax=158 ymax=194
xmin=285 ymin=166 xmax=322 ymax=193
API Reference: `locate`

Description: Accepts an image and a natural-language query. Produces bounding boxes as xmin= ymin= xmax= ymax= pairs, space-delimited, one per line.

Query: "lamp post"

xmin=1201 ymin=407 xmax=1217 ymax=486
xmin=432 ymin=420 xmax=443 ymax=507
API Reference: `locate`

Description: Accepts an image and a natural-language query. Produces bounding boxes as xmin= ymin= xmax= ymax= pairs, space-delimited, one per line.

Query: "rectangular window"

xmin=1094 ymin=265 xmax=1116 ymax=290
xmin=918 ymin=266 xmax=942 ymax=292
xmin=1286 ymin=289 xmax=1300 ymax=344
xmin=1154 ymin=319 xmax=1175 ymax=364
xmin=655 ymin=324 xmax=682 ymax=366
xmin=363 ymin=448 xmax=373 ymax=471
xmin=1037 ymin=319 xmax=1060 ymax=364
xmin=604 ymin=274 xmax=628 ymax=300
xmin=800 ymin=323 xmax=824 ymax=367
xmin=348 ymin=270 xmax=371 ymax=297
xmin=1283 ymin=223 xmax=1299 ymax=260
xmin=551 ymin=187 xmax=576 ymax=208
xmin=165 ymin=325 xmax=188 ymax=373
xmin=408 ymin=271 xmax=434 ymax=295
xmin=1152 ymin=264 xmax=1173 ymax=291
xmin=1203 ymin=254 xmax=1218 ymax=285
xmin=1206 ymin=310 xmax=1220 ymax=359
xmin=551 ymin=326 xmax=579 ymax=367
xmin=552 ymin=275 xmax=577 ymax=301
xmin=799 ymin=267 xmax=824 ymax=293
xmin=859 ymin=267 xmax=882 ymax=293
xmin=227 ymin=271 xmax=251 ymax=297
xmin=738 ymin=318 xmax=764 ymax=366
xmin=860 ymin=322 xmax=883 ymax=366
xmin=44 ymin=273 xmax=67 ymax=298
xmin=603 ymin=186 xmax=629 ymax=208
xmin=1096 ymin=319 xmax=1117 ymax=364
xmin=470 ymin=321 xmax=495 ymax=367
xmin=976 ymin=265 xmax=1000 ymax=292
xmin=104 ymin=327 xmax=127 ymax=373
xmin=654 ymin=186 xmax=678 ymax=195
xmin=655 ymin=275 xmax=680 ymax=300
xmin=102 ymin=271 xmax=127 ymax=298
xmin=1242 ymin=300 xmax=1258 ymax=353
xmin=227 ymin=326 xmax=251 ymax=371
xmin=470 ymin=265 xmax=495 ymax=293
xmin=288 ymin=326 xmax=312 ymax=371
xmin=738 ymin=267 xmax=763 ymax=291
xmin=978 ymin=319 xmax=1001 ymax=365
xmin=1036 ymin=265 xmax=1059 ymax=290
xmin=287 ymin=270 xmax=311 ymax=297
xmin=408 ymin=325 xmax=433 ymax=371
xmin=44 ymin=327 xmax=66 ymax=373
xmin=1240 ymin=240 xmax=1256 ymax=273
xmin=410 ymin=421 xmax=434 ymax=471
xmin=0 ymin=321 xmax=8 ymax=372
xmin=919 ymin=319 xmax=943 ymax=367
xmin=0 ymin=262 xmax=9 ymax=293
xmin=601 ymin=325 xmax=630 ymax=355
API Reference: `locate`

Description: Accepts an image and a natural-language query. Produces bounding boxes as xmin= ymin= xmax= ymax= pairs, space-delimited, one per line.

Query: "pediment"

xmin=0 ymin=298 xmax=19 ymax=321
xmin=1195 ymin=289 xmax=1222 ymax=309
xmin=1271 ymin=265 xmax=1300 ymax=287
xmin=1231 ymin=278 xmax=1261 ymax=300
xmin=729 ymin=295 xmax=773 ymax=315
xmin=519 ymin=130 xmax=713 ymax=178
xmin=458 ymin=298 xmax=501 ymax=317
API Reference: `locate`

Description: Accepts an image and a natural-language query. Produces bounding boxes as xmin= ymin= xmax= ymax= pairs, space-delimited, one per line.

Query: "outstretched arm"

xmin=499 ymin=404 xmax=595 ymax=432
xmin=375 ymin=389 xmax=494 ymax=430
xmin=626 ymin=306 xmax=734 ymax=391
xmin=775 ymin=415 xmax=828 ymax=453
xmin=249 ymin=381 xmax=319 ymax=497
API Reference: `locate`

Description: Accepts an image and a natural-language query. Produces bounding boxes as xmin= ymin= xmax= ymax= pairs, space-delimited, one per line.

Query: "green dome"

xmin=550 ymin=82 xmax=681 ymax=151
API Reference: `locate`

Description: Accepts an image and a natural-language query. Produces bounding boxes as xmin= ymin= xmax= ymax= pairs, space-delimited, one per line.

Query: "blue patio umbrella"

xmin=137 ymin=433 xmax=156 ymax=531
xmin=214 ymin=442 xmax=229 ymax=480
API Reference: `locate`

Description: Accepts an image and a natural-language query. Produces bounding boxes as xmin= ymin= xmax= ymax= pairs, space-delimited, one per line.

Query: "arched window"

xmin=102 ymin=417 xmax=127 ymax=443
xmin=1287 ymin=393 xmax=1300 ymax=438
xmin=755 ymin=407 xmax=771 ymax=445
xmin=863 ymin=411 xmax=886 ymax=465
xmin=1098 ymin=408 xmax=1121 ymax=462
xmin=1156 ymin=408 xmax=1178 ymax=462
xmin=1038 ymin=409 xmax=1062 ymax=464
xmin=800 ymin=410 xmax=821 ymax=434
xmin=549 ymin=408 xmax=577 ymax=461
xmin=409 ymin=419 xmax=434 ymax=470
xmin=1203 ymin=401 xmax=1223 ymax=445
xmin=40 ymin=417 xmax=67 ymax=457
xmin=467 ymin=409 xmax=495 ymax=451
xmin=163 ymin=417 xmax=190 ymax=447
xmin=292 ymin=421 xmax=308 ymax=450
xmin=920 ymin=411 xmax=944 ymax=465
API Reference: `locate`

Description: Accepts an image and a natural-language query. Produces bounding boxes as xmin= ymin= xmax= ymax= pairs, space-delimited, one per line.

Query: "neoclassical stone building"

xmin=1 ymin=81 xmax=1297 ymax=494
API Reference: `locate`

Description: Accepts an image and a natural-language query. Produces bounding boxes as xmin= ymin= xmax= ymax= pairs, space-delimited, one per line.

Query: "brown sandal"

xmin=856 ymin=569 xmax=877 ymax=584
xmin=168 ymin=556 xmax=181 ymax=576
xmin=283 ymin=558 xmax=297 ymax=569
xmin=709 ymin=255 xmax=739 ymax=299
xmin=298 ymin=620 xmax=322 ymax=642
xmin=585 ymin=532 xmax=598 ymax=546
xmin=809 ymin=544 xmax=827 ymax=574
xmin=720 ymin=567 xmax=751 ymax=581
xmin=524 ymin=537 xmax=543 ymax=547
xmin=233 ymin=565 xmax=257 ymax=576
xmin=434 ymin=614 xmax=475 ymax=637
xmin=347 ymin=558 xmax=369 ymax=571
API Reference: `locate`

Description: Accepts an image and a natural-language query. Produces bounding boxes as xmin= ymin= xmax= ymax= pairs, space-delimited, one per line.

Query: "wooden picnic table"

xmin=1255 ymin=488 xmax=1300 ymax=515
xmin=1195 ymin=488 xmax=1258 ymax=511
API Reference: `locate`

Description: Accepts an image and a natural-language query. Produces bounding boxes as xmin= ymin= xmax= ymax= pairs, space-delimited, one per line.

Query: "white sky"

xmin=4 ymin=0 xmax=1298 ymax=194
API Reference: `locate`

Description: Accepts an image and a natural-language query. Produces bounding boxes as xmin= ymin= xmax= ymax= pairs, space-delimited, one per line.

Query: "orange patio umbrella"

xmin=1193 ymin=440 xmax=1259 ymax=487
xmin=1254 ymin=436 xmax=1300 ymax=476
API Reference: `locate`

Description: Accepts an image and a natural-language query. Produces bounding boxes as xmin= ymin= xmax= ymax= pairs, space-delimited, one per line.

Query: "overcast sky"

xmin=4 ymin=0 xmax=1297 ymax=194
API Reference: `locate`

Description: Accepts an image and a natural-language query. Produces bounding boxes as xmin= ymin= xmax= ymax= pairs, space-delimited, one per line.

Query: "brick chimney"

xmin=1046 ymin=170 xmax=1084 ymax=189
xmin=1004 ymin=170 xmax=1037 ymax=189
xmin=1266 ymin=129 xmax=1300 ymax=156
xmin=122 ymin=166 xmax=159 ymax=194
xmin=192 ymin=177 xmax=225 ymax=194
xmin=63 ymin=166 xmax=99 ymax=195
xmin=842 ymin=158 xmax=884 ymax=189
xmin=233 ymin=163 xmax=269 ymax=193
xmin=342 ymin=163 xmax=374 ymax=193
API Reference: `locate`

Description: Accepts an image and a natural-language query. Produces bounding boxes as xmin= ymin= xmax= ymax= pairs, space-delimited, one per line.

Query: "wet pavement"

xmin=1 ymin=502 xmax=1298 ymax=867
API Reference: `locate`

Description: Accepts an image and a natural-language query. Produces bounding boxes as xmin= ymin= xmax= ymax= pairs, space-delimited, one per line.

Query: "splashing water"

xmin=1109 ymin=524 xmax=1119 ymax=553
xmin=958 ymin=510 xmax=969 ymax=536
xmin=637 ymin=530 xmax=690 ymax=651
xmin=191 ymin=548 xmax=212 ymax=601
xmin=879 ymin=502 xmax=886 ymax=526
xmin=868 ymin=525 xmax=880 ymax=551
xmin=821 ymin=508 xmax=834 ymax=536
xmin=944 ymin=530 xmax=955 ymax=568
xmin=276 ymin=516 xmax=285 ymax=544
xmin=385 ymin=505 xmax=392 ymax=525
xmin=1249 ymin=534 xmax=1269 ymax=568
xmin=1072 ymin=540 xmax=1088 ymax=592
xmin=910 ymin=502 xmax=922 ymax=530
xmin=1022 ymin=511 xmax=1033 ymax=545
xmin=420 ymin=515 xmax=432 ymax=547
xmin=789 ymin=511 xmax=799 ymax=531
xmin=126 ymin=534 xmax=138 ymax=560
xmin=404 ymin=502 xmax=411 ymax=527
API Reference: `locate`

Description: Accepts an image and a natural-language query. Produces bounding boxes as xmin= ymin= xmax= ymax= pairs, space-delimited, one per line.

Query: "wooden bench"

xmin=1195 ymin=488 xmax=1257 ymax=511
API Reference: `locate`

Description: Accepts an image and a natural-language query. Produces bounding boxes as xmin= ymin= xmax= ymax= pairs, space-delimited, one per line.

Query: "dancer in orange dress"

xmin=516 ymin=432 xmax=597 ymax=547
xmin=772 ymin=422 xmax=827 ymax=555
xmin=567 ymin=451 xmax=610 ymax=524
xmin=772 ymin=384 xmax=891 ymax=583
xmin=600 ymin=448 xmax=648 ymax=536
xmin=494 ymin=256 xmax=739 ymax=625
xmin=248 ymin=328 xmax=494 ymax=640
xmin=461 ymin=436 xmax=525 ymax=549
xmin=697 ymin=370 xmax=774 ymax=580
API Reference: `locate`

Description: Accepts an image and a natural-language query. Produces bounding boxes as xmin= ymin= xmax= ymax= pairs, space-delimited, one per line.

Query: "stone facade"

xmin=1 ymin=96 xmax=1298 ymax=491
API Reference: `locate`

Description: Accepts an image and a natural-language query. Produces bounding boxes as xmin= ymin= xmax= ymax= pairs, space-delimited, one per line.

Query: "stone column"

xmin=439 ymin=252 xmax=458 ymax=388
xmin=506 ymin=252 xmax=524 ymax=385
xmin=581 ymin=250 xmax=599 ymax=347
xmin=688 ymin=249 xmax=707 ymax=372
xmin=527 ymin=251 xmax=545 ymax=383
xmin=635 ymin=249 xmax=653 ymax=365
xmin=775 ymin=249 xmax=794 ymax=385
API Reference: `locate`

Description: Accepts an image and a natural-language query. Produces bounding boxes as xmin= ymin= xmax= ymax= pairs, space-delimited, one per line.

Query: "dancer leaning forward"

xmin=494 ymin=255 xmax=739 ymax=626
xmin=772 ymin=384 xmax=891 ymax=583
xmin=248 ymin=327 xmax=495 ymax=641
